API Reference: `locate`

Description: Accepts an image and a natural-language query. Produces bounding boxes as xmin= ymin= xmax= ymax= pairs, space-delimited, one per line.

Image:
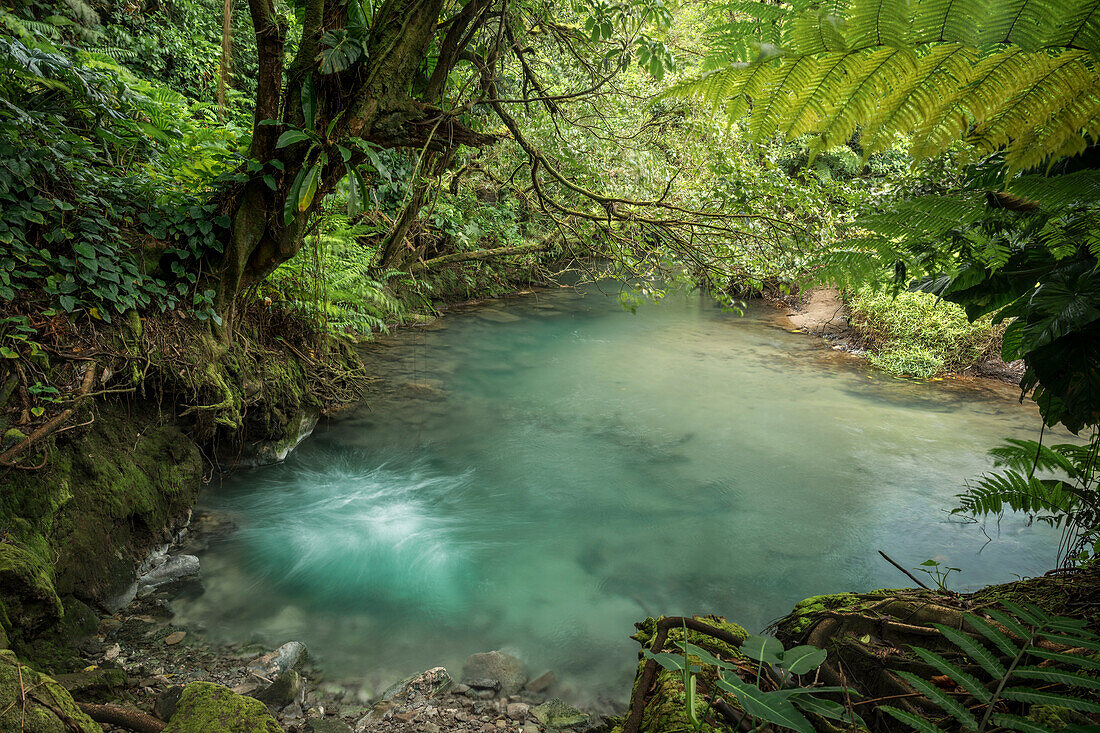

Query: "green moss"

xmin=162 ymin=682 xmax=282 ymax=733
xmin=0 ymin=541 xmax=63 ymax=633
xmin=0 ymin=650 xmax=103 ymax=733
xmin=1027 ymin=704 xmax=1093 ymax=728
xmin=778 ymin=593 xmax=860 ymax=637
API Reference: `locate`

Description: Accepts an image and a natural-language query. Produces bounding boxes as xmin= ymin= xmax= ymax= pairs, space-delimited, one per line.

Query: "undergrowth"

xmin=846 ymin=287 xmax=1003 ymax=378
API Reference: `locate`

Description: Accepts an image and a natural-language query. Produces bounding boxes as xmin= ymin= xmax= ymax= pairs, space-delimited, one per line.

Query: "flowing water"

xmin=176 ymin=284 xmax=1064 ymax=706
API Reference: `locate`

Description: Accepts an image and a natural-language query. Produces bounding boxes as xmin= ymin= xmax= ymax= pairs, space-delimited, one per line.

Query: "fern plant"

xmin=883 ymin=601 xmax=1100 ymax=733
xmin=667 ymin=0 xmax=1100 ymax=172
xmin=955 ymin=435 xmax=1100 ymax=565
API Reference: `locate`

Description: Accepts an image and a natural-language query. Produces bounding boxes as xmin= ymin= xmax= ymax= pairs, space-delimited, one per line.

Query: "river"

xmin=174 ymin=284 xmax=1063 ymax=707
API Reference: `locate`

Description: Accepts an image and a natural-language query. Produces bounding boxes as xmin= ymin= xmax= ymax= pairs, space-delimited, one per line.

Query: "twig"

xmin=878 ymin=550 xmax=932 ymax=590
xmin=0 ymin=361 xmax=96 ymax=466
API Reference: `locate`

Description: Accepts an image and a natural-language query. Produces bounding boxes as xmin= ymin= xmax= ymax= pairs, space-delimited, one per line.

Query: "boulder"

xmin=247 ymin=640 xmax=307 ymax=678
xmin=254 ymin=667 xmax=302 ymax=709
xmin=525 ymin=670 xmax=555 ymax=694
xmin=163 ymin=682 xmax=281 ymax=733
xmin=137 ymin=555 xmax=201 ymax=599
xmin=155 ymin=685 xmax=184 ymax=721
xmin=530 ymin=698 xmax=588 ymax=730
xmin=305 ymin=718 xmax=352 ymax=733
xmin=461 ymin=651 xmax=527 ymax=696
xmin=0 ymin=650 xmax=102 ymax=733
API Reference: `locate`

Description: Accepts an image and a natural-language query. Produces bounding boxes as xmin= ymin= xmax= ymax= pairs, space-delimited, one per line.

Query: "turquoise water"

xmin=177 ymin=285 xmax=1062 ymax=706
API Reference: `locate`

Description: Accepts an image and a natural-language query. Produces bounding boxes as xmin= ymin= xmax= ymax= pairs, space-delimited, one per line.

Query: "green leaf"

xmin=301 ymin=75 xmax=317 ymax=128
xmin=284 ymin=166 xmax=310 ymax=225
xmin=31 ymin=406 xmax=44 ymax=417
xmin=297 ymin=163 xmax=323 ymax=212
xmin=896 ymin=670 xmax=978 ymax=730
xmin=933 ymin=624 xmax=1006 ymax=678
xmin=984 ymin=609 xmax=1034 ymax=642
xmin=642 ymin=649 xmax=685 ymax=672
xmin=675 ymin=642 xmax=738 ymax=670
xmin=58 ymin=294 xmax=76 ymax=311
xmin=276 ymin=131 xmax=311 ymax=148
xmin=1001 ymin=687 xmax=1100 ymax=713
xmin=780 ymin=645 xmax=828 ymax=675
xmin=966 ymin=615 xmax=1020 ymax=658
xmin=742 ymin=635 xmax=785 ymax=665
xmin=909 ymin=647 xmax=992 ymax=703
xmin=880 ymin=705 xmax=949 ymax=733
xmin=716 ymin=673 xmax=814 ymax=733
xmin=789 ymin=694 xmax=866 ymax=727
xmin=1039 ymin=634 xmax=1100 ymax=651
xmin=0 ymin=347 xmax=18 ymax=358
xmin=1013 ymin=667 xmax=1100 ymax=690
xmin=1027 ymin=648 xmax=1100 ymax=670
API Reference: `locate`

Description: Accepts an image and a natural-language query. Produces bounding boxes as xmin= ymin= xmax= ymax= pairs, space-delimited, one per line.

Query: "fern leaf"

xmin=933 ymin=625 xmax=1007 ymax=678
xmin=880 ymin=705 xmax=949 ymax=733
xmin=1000 ymin=686 xmax=1100 ymax=712
xmin=964 ymin=615 xmax=1020 ymax=659
xmin=909 ymin=647 xmax=993 ymax=703
xmin=984 ymin=608 xmax=1036 ymax=642
xmin=895 ymin=671 xmax=979 ymax=730
xmin=1027 ymin=648 xmax=1100 ymax=669
xmin=1013 ymin=666 xmax=1100 ymax=689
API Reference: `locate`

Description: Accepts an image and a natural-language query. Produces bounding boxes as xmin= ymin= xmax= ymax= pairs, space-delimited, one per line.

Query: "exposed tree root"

xmin=77 ymin=701 xmax=166 ymax=733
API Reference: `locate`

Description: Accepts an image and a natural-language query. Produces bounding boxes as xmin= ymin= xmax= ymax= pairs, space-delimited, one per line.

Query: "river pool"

xmin=175 ymin=285 xmax=1062 ymax=706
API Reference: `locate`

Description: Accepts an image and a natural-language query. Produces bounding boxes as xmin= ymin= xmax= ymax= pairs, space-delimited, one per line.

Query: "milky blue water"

xmin=176 ymin=285 xmax=1062 ymax=706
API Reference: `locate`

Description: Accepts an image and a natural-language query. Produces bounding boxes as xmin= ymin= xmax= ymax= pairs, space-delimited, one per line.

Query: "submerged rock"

xmin=247 ymin=641 xmax=307 ymax=679
xmin=531 ymin=698 xmax=588 ymax=729
xmin=137 ymin=554 xmax=201 ymax=599
xmin=524 ymin=670 xmax=555 ymax=693
xmin=0 ymin=650 xmax=102 ymax=733
xmin=163 ymin=682 xmax=281 ymax=733
xmin=461 ymin=651 xmax=527 ymax=696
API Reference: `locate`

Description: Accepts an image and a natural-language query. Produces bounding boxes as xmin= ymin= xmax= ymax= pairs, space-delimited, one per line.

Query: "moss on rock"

xmin=0 ymin=650 xmax=103 ymax=733
xmin=162 ymin=682 xmax=281 ymax=733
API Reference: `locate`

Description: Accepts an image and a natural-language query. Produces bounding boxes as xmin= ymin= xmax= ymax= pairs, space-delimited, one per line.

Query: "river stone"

xmin=137 ymin=554 xmax=202 ymax=599
xmin=461 ymin=651 xmax=527 ymax=696
xmin=247 ymin=641 xmax=307 ymax=678
xmin=155 ymin=685 xmax=185 ymax=721
xmin=531 ymin=699 xmax=588 ymax=729
xmin=305 ymin=719 xmax=352 ymax=733
xmin=525 ymin=670 xmax=555 ymax=693
xmin=476 ymin=309 xmax=521 ymax=323
xmin=254 ymin=667 xmax=302 ymax=709
xmin=380 ymin=666 xmax=453 ymax=704
xmin=164 ymin=682 xmax=281 ymax=733
xmin=0 ymin=651 xmax=101 ymax=733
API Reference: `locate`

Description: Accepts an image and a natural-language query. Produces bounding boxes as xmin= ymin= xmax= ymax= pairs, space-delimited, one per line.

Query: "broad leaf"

xmin=880 ymin=705 xmax=948 ymax=733
xmin=716 ymin=673 xmax=814 ymax=733
xmin=741 ymin=634 xmax=785 ymax=665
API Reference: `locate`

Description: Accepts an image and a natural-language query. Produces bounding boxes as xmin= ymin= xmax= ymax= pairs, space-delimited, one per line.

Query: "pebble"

xmin=506 ymin=703 xmax=529 ymax=721
xmin=103 ymin=643 xmax=121 ymax=660
xmin=164 ymin=631 xmax=186 ymax=645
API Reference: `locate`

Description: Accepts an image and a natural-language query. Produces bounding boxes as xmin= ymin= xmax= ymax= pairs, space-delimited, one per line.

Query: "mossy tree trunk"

xmin=213 ymin=0 xmax=497 ymax=334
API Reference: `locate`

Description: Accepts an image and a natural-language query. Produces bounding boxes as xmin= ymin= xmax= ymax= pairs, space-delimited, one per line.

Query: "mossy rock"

xmin=163 ymin=682 xmax=282 ymax=733
xmin=0 ymin=650 xmax=103 ymax=733
xmin=773 ymin=592 xmax=863 ymax=640
xmin=0 ymin=541 xmax=63 ymax=634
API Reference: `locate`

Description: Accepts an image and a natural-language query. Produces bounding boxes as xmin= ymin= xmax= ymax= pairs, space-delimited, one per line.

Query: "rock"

xmin=163 ymin=682 xmax=281 ymax=733
xmin=380 ymin=666 xmax=453 ymax=705
xmin=165 ymin=630 xmax=186 ymax=645
xmin=524 ymin=671 xmax=555 ymax=693
xmin=155 ymin=685 xmax=185 ymax=721
xmin=398 ymin=381 xmax=448 ymax=401
xmin=421 ymin=723 xmax=441 ymax=733
xmin=506 ymin=702 xmax=530 ymax=720
xmin=452 ymin=683 xmax=470 ymax=695
xmin=465 ymin=677 xmax=501 ymax=691
xmin=306 ymin=719 xmax=353 ymax=733
xmin=103 ymin=642 xmax=121 ymax=660
xmin=522 ymin=724 xmax=539 ymax=733
xmin=54 ymin=667 xmax=128 ymax=694
xmin=247 ymin=641 xmax=307 ymax=678
xmin=531 ymin=699 xmax=588 ymax=730
xmin=254 ymin=668 xmax=303 ymax=710
xmin=462 ymin=651 xmax=527 ymax=697
xmin=476 ymin=309 xmax=521 ymax=323
xmin=0 ymin=650 xmax=101 ymax=732
xmin=137 ymin=554 xmax=201 ymax=599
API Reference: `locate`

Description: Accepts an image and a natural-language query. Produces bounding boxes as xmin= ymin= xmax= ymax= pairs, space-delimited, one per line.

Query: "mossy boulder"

xmin=163 ymin=682 xmax=282 ymax=733
xmin=0 ymin=401 xmax=203 ymax=647
xmin=0 ymin=650 xmax=103 ymax=733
